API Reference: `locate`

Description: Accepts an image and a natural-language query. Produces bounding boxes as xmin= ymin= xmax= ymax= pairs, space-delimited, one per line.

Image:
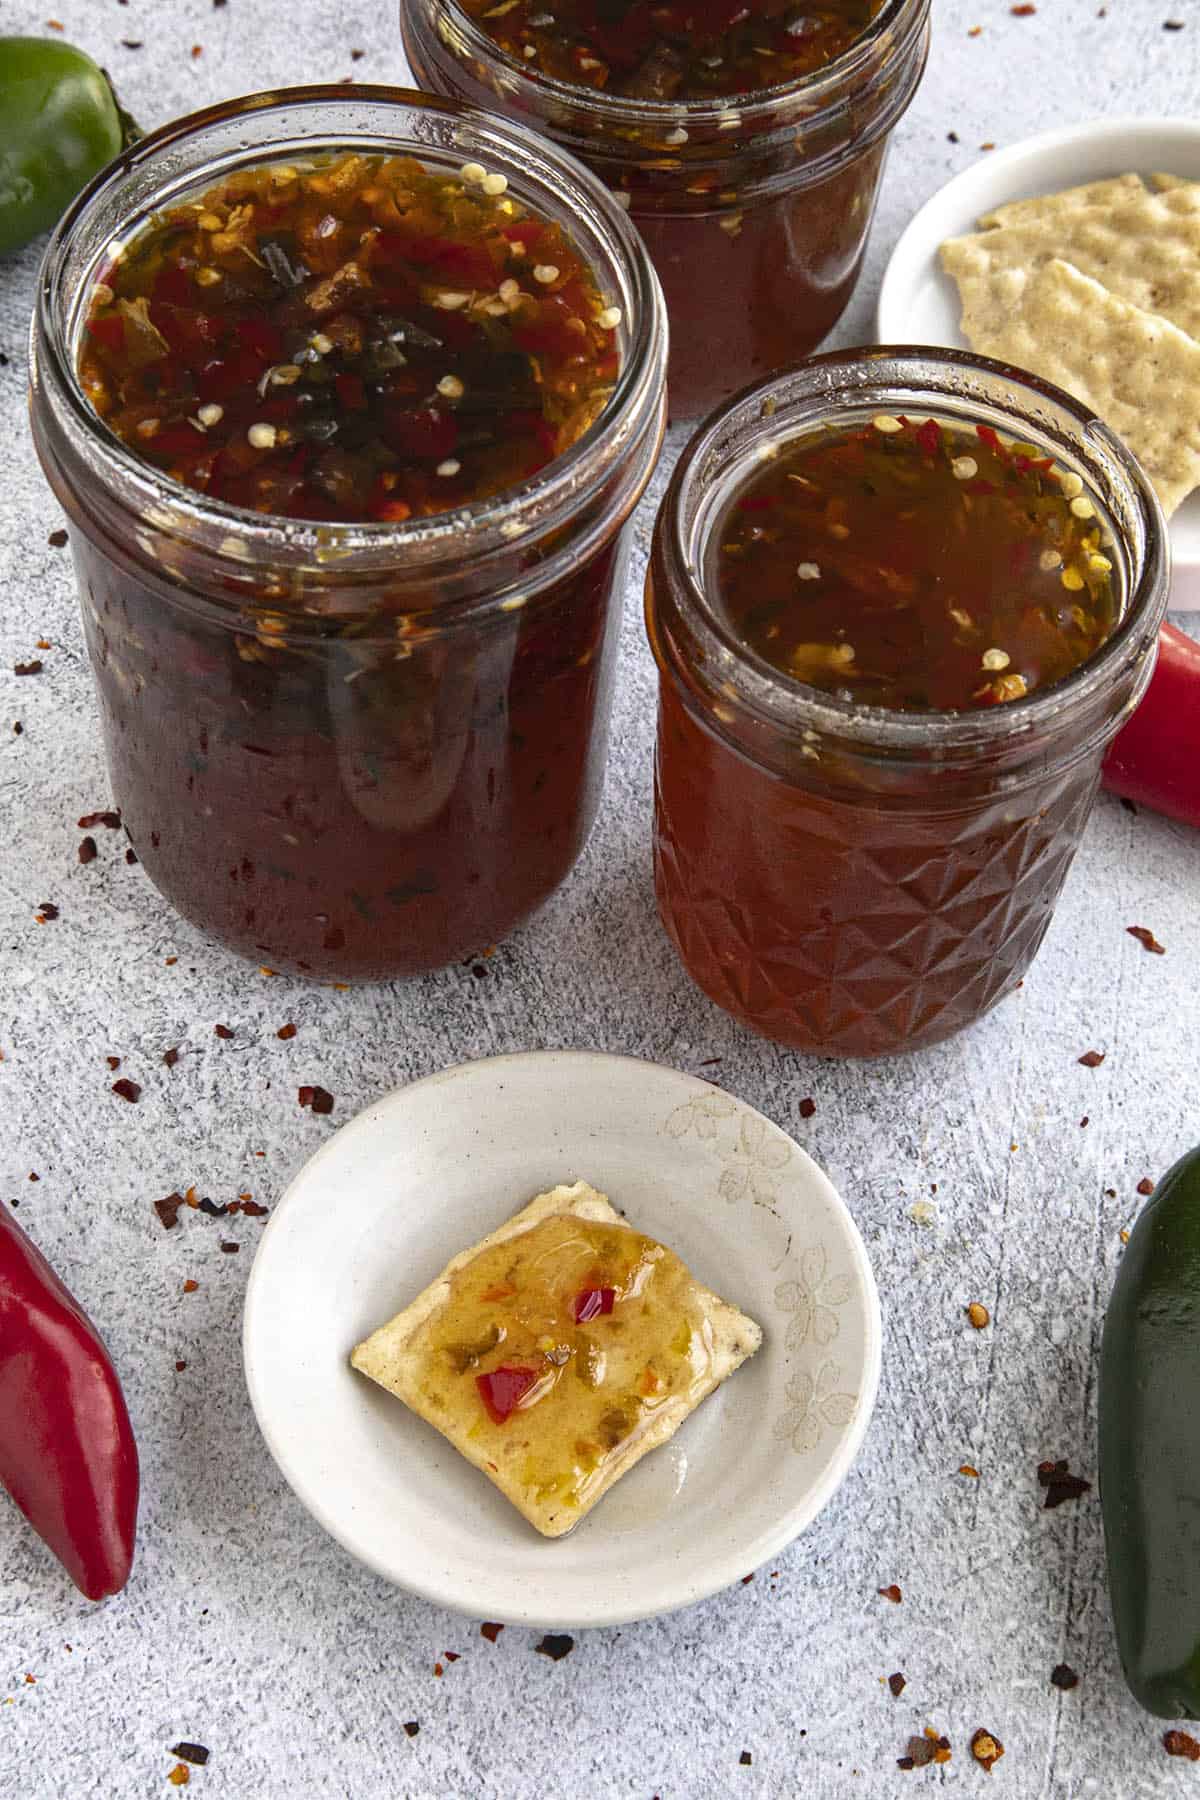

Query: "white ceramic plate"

xmin=876 ymin=116 xmax=1200 ymax=609
xmin=243 ymin=1052 xmax=880 ymax=1629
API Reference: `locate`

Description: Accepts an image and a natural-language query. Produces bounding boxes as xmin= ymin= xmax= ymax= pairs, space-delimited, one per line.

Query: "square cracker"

xmin=942 ymin=183 xmax=1200 ymax=341
xmin=351 ymin=1181 xmax=763 ymax=1537
xmin=949 ymin=256 xmax=1200 ymax=516
xmin=976 ymin=172 xmax=1146 ymax=230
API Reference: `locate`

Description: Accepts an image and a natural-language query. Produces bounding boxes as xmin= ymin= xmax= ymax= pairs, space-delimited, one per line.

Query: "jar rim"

xmin=426 ymin=0 xmax=929 ymax=134
xmin=652 ymin=345 xmax=1170 ymax=755
xmin=32 ymin=83 xmax=666 ymax=580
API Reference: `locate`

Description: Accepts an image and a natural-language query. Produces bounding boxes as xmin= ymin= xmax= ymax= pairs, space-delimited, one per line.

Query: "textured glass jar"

xmin=646 ymin=349 xmax=1169 ymax=1058
xmin=30 ymin=87 xmax=666 ymax=981
xmin=402 ymin=0 xmax=929 ymax=418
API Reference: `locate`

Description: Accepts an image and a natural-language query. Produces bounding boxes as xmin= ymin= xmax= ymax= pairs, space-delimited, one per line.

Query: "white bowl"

xmin=243 ymin=1051 xmax=881 ymax=1629
xmin=876 ymin=116 xmax=1200 ymax=609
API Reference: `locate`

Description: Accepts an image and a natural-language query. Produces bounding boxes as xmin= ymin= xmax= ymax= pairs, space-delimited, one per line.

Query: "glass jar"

xmin=403 ymin=0 xmax=929 ymax=418
xmin=30 ymin=86 xmax=666 ymax=981
xmin=646 ymin=348 xmax=1169 ymax=1058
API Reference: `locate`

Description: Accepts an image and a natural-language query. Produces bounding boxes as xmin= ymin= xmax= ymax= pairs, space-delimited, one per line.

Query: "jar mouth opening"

xmin=35 ymin=84 xmax=665 ymax=569
xmin=434 ymin=0 xmax=925 ymax=130
xmin=661 ymin=346 xmax=1169 ymax=750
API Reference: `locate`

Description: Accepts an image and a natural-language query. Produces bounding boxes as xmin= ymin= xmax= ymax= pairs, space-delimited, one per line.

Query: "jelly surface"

xmin=712 ymin=414 xmax=1117 ymax=712
xmin=78 ymin=151 xmax=619 ymax=522
xmin=457 ymin=0 xmax=883 ymax=100
xmin=412 ymin=1216 xmax=717 ymax=1517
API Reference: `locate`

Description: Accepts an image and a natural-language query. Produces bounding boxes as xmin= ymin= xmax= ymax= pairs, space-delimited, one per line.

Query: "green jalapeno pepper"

xmin=0 ymin=37 xmax=139 ymax=257
xmin=1099 ymin=1145 xmax=1200 ymax=1717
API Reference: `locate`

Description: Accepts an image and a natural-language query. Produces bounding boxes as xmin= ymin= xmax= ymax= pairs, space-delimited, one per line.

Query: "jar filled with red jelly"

xmin=646 ymin=349 xmax=1169 ymax=1058
xmin=402 ymin=0 xmax=929 ymax=418
xmin=30 ymin=87 xmax=666 ymax=980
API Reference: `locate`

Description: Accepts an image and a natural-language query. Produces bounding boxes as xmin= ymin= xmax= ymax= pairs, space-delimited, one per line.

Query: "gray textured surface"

xmin=1 ymin=1 xmax=1199 ymax=1794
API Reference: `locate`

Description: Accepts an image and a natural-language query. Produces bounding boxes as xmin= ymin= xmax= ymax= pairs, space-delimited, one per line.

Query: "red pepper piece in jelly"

xmin=573 ymin=1286 xmax=615 ymax=1323
xmin=476 ymin=1365 xmax=542 ymax=1424
xmin=915 ymin=417 xmax=941 ymax=458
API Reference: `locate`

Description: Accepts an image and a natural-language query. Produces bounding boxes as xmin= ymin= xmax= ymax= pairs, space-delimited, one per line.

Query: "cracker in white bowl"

xmin=351 ymin=1181 xmax=762 ymax=1537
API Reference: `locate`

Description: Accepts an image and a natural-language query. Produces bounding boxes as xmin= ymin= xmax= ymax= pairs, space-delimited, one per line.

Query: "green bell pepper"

xmin=1100 ymin=1145 xmax=1200 ymax=1718
xmin=0 ymin=37 xmax=139 ymax=257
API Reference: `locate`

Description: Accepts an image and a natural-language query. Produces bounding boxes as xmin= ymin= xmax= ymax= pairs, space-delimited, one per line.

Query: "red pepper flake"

xmin=739 ymin=1752 xmax=753 ymax=1767
xmin=182 ymin=1279 xmax=199 ymax=1294
xmin=741 ymin=1573 xmax=754 ymax=1584
xmin=351 ymin=47 xmax=365 ymax=58
xmin=798 ymin=1097 xmax=817 ymax=1119
xmin=165 ymin=956 xmax=178 ymax=966
xmin=967 ymin=22 xmax=982 ymax=32
xmin=78 ymin=836 xmax=98 ymax=864
xmin=213 ymin=1024 xmax=234 ymax=1040
xmin=77 ymin=810 xmax=121 ymax=830
xmin=106 ymin=1057 xmax=121 ymax=1071
xmin=167 ymin=1768 xmax=190 ymax=1789
xmin=899 ymin=1729 xmax=952 ymax=1769
xmin=112 ymin=1078 xmax=141 ymax=1103
xmin=480 ymin=1621 xmax=504 ymax=1642
xmin=14 ymin=661 xmax=43 ymax=676
xmin=915 ymin=417 xmax=941 ymax=458
xmin=298 ymin=1084 xmax=335 ymax=1115
xmin=432 ymin=1662 xmax=443 ymax=1677
xmin=1164 ymin=1731 xmax=1200 ymax=1760
xmin=276 ymin=1022 xmax=297 ymax=1040
xmin=959 ymin=1464 xmax=980 ymax=1478
xmin=443 ymin=1651 xmax=460 ymax=1663
xmin=573 ymin=1286 xmax=615 ymax=1323
xmin=155 ymin=1193 xmax=185 ymax=1230
xmin=239 ymin=1199 xmax=269 ymax=1217
xmin=888 ymin=1672 xmax=907 ymax=1697
xmin=1050 ymin=1663 xmax=1079 ymax=1690
xmin=1011 ymin=3 xmax=1036 ymax=12
xmin=24 ymin=1673 xmax=35 ymax=1684
xmin=219 ymin=1241 xmax=240 ymax=1254
xmin=259 ymin=966 xmax=277 ymax=977
xmin=1136 ymin=1176 xmax=1155 ymax=1196
xmin=36 ymin=902 xmax=59 ymax=921
xmin=46 ymin=18 xmax=64 ymax=29
xmin=125 ymin=847 xmax=138 ymax=865
xmin=13 ymin=722 xmax=22 ymax=734
xmin=190 ymin=43 xmax=203 ymax=56
xmin=403 ymin=1721 xmax=419 ymax=1738
xmin=1127 ymin=924 xmax=1165 ymax=954
xmin=175 ymin=1360 xmax=187 ymax=1372
xmin=1077 ymin=1049 xmax=1105 ymax=1068
xmin=170 ymin=1745 xmax=210 ymax=1768
xmin=476 ymin=1365 xmax=540 ymax=1424
xmin=48 ymin=529 xmax=68 ymax=548
xmin=1038 ymin=1458 xmax=1092 ymax=1508
xmin=971 ymin=1729 xmax=1004 ymax=1772
xmin=534 ymin=1634 xmax=575 ymax=1661
xmin=878 ymin=1584 xmax=903 ymax=1603
xmin=28 ymin=1172 xmax=39 ymax=1182
xmin=163 ymin=1047 xmax=180 ymax=1068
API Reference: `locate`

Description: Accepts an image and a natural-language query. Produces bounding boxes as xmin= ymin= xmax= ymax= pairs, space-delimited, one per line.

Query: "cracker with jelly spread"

xmin=351 ymin=1181 xmax=762 ymax=1537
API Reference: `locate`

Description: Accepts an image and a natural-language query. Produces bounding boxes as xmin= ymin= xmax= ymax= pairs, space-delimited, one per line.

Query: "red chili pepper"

xmin=0 ymin=1209 xmax=138 ymax=1599
xmin=975 ymin=423 xmax=1005 ymax=458
xmin=1102 ymin=622 xmax=1200 ymax=828
xmin=573 ymin=1286 xmax=616 ymax=1323
xmin=476 ymin=1365 xmax=541 ymax=1425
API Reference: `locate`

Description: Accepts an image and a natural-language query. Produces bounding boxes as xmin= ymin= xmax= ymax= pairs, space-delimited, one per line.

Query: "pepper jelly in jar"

xmin=403 ymin=0 xmax=929 ymax=419
xmin=31 ymin=88 xmax=666 ymax=980
xmin=646 ymin=349 xmax=1168 ymax=1057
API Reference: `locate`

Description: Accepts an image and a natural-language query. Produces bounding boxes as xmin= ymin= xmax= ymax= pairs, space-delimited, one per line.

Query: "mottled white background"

xmin=1 ymin=0 xmax=1198 ymax=1794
